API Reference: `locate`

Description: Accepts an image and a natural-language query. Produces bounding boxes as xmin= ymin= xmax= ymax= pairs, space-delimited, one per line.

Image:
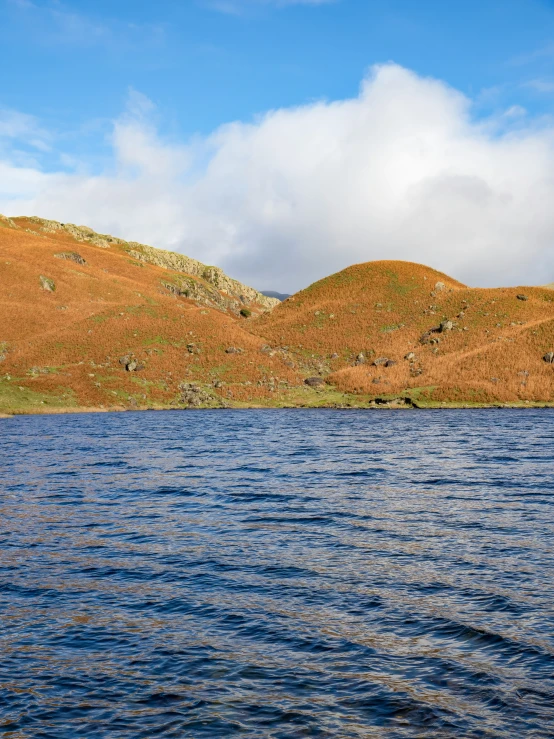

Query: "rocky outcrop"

xmin=27 ymin=217 xmax=126 ymax=249
xmin=179 ymin=383 xmax=227 ymax=408
xmin=128 ymin=243 xmax=278 ymax=310
xmin=0 ymin=214 xmax=18 ymax=229
xmin=39 ymin=275 xmax=55 ymax=292
xmin=161 ymin=277 xmax=244 ymax=315
xmin=54 ymin=252 xmax=86 ymax=265
xmin=22 ymin=216 xmax=279 ymax=314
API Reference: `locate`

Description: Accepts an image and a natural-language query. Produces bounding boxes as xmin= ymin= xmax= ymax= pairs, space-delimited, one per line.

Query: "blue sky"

xmin=3 ymin=0 xmax=554 ymax=290
xmin=3 ymin=0 xmax=554 ymax=162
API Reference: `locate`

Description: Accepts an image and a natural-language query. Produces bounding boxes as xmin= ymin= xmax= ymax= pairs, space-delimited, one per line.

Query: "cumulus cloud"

xmin=2 ymin=64 xmax=554 ymax=291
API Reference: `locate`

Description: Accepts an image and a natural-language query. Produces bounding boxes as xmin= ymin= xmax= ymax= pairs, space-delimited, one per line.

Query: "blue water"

xmin=1 ymin=409 xmax=554 ymax=738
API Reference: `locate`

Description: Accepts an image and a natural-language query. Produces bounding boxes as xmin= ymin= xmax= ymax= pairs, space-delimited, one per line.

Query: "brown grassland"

xmin=1 ymin=214 xmax=554 ymax=414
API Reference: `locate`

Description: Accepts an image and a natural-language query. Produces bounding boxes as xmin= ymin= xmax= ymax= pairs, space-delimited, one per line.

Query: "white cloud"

xmin=205 ymin=0 xmax=335 ymax=13
xmin=525 ymin=78 xmax=554 ymax=94
xmin=3 ymin=64 xmax=554 ymax=291
xmin=7 ymin=0 xmax=165 ymax=49
xmin=0 ymin=108 xmax=50 ymax=147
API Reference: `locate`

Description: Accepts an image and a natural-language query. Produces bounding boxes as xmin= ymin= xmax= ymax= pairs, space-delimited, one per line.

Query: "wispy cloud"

xmin=510 ymin=42 xmax=554 ymax=67
xmin=204 ymin=0 xmax=337 ymax=15
xmin=7 ymin=0 xmax=165 ymax=49
xmin=524 ymin=78 xmax=554 ymax=93
xmin=0 ymin=108 xmax=50 ymax=150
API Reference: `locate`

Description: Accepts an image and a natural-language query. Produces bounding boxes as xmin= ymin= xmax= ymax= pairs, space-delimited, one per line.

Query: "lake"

xmin=1 ymin=409 xmax=553 ymax=738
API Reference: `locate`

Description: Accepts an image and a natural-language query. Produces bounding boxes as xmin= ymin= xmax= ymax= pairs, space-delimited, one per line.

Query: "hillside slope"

xmin=2 ymin=217 xmax=554 ymax=413
xmin=253 ymin=260 xmax=554 ymax=405
xmin=0 ymin=215 xmax=299 ymax=413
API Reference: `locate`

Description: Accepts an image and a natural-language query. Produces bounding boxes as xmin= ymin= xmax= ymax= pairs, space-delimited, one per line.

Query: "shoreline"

xmin=2 ymin=401 xmax=554 ymax=418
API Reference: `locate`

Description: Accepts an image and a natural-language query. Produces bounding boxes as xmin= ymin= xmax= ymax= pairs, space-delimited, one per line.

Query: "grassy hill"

xmin=0 ymin=215 xmax=300 ymax=413
xmin=254 ymin=260 xmax=554 ymax=406
xmin=1 ymin=215 xmax=554 ymax=413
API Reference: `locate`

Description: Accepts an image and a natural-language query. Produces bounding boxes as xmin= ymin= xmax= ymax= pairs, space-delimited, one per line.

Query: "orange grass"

xmin=2 ymin=223 xmax=554 ymax=410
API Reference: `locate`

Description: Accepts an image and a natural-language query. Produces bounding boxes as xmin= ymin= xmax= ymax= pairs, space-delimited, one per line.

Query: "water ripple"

xmin=1 ymin=409 xmax=554 ymax=737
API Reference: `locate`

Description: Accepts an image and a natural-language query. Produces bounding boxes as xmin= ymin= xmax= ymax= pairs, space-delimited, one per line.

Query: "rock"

xmin=330 ymin=353 xmax=339 ymax=359
xmin=439 ymin=320 xmax=454 ymax=332
xmin=517 ymin=294 xmax=528 ymax=301
xmin=404 ymin=352 xmax=415 ymax=361
xmin=372 ymin=378 xmax=381 ymax=384
xmin=384 ymin=360 xmax=397 ymax=367
xmin=39 ymin=275 xmax=55 ymax=292
xmin=304 ymin=377 xmax=326 ymax=388
xmin=179 ymin=382 xmax=217 ymax=407
xmin=420 ymin=326 xmax=441 ymax=344
xmin=119 ymin=355 xmax=130 ymax=366
xmin=355 ymin=352 xmax=366 ymax=365
xmin=369 ymin=396 xmax=415 ymax=408
xmin=543 ymin=352 xmax=554 ymax=364
xmin=372 ymin=357 xmax=389 ymax=366
xmin=126 ymin=360 xmax=138 ymax=372
xmin=225 ymin=347 xmax=243 ymax=354
xmin=434 ymin=281 xmax=446 ymax=291
xmin=54 ymin=252 xmax=86 ymax=265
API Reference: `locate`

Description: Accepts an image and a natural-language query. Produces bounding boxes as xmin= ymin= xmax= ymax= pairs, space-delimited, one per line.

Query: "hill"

xmin=0 ymin=215 xmax=300 ymax=413
xmin=1 ymin=217 xmax=554 ymax=414
xmin=260 ymin=291 xmax=292 ymax=301
xmin=253 ymin=260 xmax=554 ymax=406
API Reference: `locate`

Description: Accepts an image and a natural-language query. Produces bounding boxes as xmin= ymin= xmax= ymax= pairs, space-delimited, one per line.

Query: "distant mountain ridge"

xmin=260 ymin=291 xmax=291 ymax=302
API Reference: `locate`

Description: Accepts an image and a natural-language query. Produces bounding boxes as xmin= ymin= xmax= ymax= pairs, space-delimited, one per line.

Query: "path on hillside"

xmin=434 ymin=315 xmax=554 ymax=367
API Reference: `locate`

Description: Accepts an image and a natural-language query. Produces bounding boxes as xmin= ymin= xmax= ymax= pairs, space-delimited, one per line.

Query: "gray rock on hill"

xmin=18 ymin=216 xmax=279 ymax=315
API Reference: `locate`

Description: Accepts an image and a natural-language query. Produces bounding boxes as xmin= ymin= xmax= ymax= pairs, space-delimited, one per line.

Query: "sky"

xmin=2 ymin=0 xmax=554 ymax=291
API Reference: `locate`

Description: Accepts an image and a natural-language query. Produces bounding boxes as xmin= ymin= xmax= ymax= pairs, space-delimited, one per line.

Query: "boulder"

xmin=304 ymin=376 xmax=326 ymax=388
xmin=543 ymin=352 xmax=554 ymax=364
xmin=54 ymin=252 xmax=86 ymax=265
xmin=404 ymin=352 xmax=415 ymax=361
xmin=384 ymin=360 xmax=397 ymax=368
xmin=225 ymin=346 xmax=243 ymax=354
xmin=439 ymin=320 xmax=454 ymax=332
xmin=517 ymin=294 xmax=529 ymax=301
xmin=420 ymin=326 xmax=441 ymax=344
xmin=434 ymin=281 xmax=446 ymax=291
xmin=179 ymin=382 xmax=226 ymax=408
xmin=39 ymin=275 xmax=55 ymax=292
xmin=372 ymin=357 xmax=389 ymax=366
xmin=355 ymin=352 xmax=366 ymax=365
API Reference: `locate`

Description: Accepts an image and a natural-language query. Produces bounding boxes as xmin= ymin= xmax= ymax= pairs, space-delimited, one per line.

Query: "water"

xmin=1 ymin=409 xmax=553 ymax=738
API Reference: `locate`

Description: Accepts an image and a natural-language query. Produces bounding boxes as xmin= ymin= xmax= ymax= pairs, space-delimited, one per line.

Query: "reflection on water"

xmin=1 ymin=409 xmax=554 ymax=738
